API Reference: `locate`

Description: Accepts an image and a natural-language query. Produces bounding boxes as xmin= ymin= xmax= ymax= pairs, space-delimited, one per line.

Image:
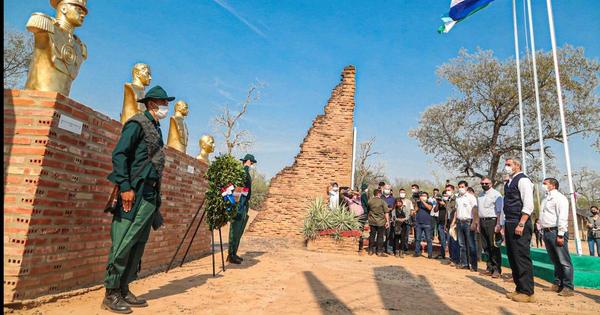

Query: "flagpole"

xmin=545 ymin=0 xmax=582 ymax=255
xmin=525 ymin=0 xmax=547 ymax=181
xmin=512 ymin=0 xmax=527 ymax=174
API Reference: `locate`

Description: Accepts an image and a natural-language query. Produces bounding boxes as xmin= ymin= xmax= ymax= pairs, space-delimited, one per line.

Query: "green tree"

xmin=248 ymin=169 xmax=269 ymax=210
xmin=409 ymin=46 xmax=600 ymax=185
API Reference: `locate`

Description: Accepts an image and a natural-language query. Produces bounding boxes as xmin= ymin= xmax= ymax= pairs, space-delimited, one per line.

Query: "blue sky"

xmin=4 ymin=0 xmax=599 ymax=182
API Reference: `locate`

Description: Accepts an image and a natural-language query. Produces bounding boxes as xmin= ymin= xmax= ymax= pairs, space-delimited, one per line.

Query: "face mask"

xmin=504 ymin=165 xmax=513 ymax=174
xmin=458 ymin=188 xmax=466 ymax=195
xmin=442 ymin=196 xmax=449 ymax=201
xmin=542 ymin=185 xmax=549 ymax=193
xmin=383 ymin=189 xmax=391 ymax=195
xmin=399 ymin=193 xmax=406 ymax=198
xmin=411 ymin=188 xmax=418 ymax=193
xmin=250 ymin=164 xmax=256 ymax=169
xmin=155 ymin=105 xmax=169 ymax=119
xmin=481 ymin=184 xmax=490 ymax=191
xmin=332 ymin=187 xmax=339 ymax=192
xmin=420 ymin=196 xmax=427 ymax=202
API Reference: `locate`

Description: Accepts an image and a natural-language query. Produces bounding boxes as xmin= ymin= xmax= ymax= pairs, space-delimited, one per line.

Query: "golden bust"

xmin=120 ymin=63 xmax=152 ymax=123
xmin=25 ymin=0 xmax=88 ymax=96
xmin=167 ymin=100 xmax=189 ymax=153
xmin=196 ymin=135 xmax=215 ymax=164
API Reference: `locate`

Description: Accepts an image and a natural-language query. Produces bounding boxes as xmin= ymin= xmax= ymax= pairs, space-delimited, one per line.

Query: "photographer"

xmin=587 ymin=206 xmax=600 ymax=256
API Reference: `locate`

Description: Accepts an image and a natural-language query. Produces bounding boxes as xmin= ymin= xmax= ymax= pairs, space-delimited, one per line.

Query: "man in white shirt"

xmin=477 ymin=177 xmax=504 ymax=278
xmin=496 ymin=157 xmax=535 ymax=303
xmin=452 ymin=180 xmax=479 ymax=271
xmin=539 ymin=177 xmax=574 ymax=297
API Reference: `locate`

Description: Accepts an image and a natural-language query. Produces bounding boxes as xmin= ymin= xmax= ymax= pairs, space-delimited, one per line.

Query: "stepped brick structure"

xmin=249 ymin=66 xmax=356 ymax=238
xmin=3 ymin=90 xmax=210 ymax=303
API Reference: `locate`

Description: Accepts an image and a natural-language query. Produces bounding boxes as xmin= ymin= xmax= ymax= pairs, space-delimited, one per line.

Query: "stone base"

xmin=305 ymin=235 xmax=361 ymax=255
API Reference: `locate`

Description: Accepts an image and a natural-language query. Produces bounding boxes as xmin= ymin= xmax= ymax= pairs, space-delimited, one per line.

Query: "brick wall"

xmin=249 ymin=66 xmax=356 ymax=238
xmin=306 ymin=236 xmax=360 ymax=254
xmin=3 ymin=90 xmax=210 ymax=303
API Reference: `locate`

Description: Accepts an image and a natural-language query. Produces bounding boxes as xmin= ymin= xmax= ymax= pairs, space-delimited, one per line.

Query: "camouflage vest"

xmin=129 ymin=113 xmax=165 ymax=177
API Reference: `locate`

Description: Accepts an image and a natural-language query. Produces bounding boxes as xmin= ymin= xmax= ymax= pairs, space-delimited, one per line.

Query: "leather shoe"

xmin=511 ymin=293 xmax=536 ymax=303
xmin=491 ymin=271 xmax=500 ymax=279
xmin=558 ymin=288 xmax=574 ymax=297
xmin=480 ymin=270 xmax=492 ymax=276
xmin=102 ymin=289 xmax=132 ymax=314
xmin=543 ymin=284 xmax=562 ymax=292
xmin=376 ymin=252 xmax=388 ymax=257
xmin=234 ymin=254 xmax=244 ymax=262
xmin=226 ymin=254 xmax=242 ymax=264
xmin=121 ymin=289 xmax=148 ymax=307
xmin=505 ymin=291 xmax=519 ymax=299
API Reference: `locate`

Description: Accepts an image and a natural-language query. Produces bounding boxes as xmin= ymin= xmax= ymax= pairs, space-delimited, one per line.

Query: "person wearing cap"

xmin=227 ymin=154 xmax=257 ymax=264
xmin=103 ymin=85 xmax=175 ymax=313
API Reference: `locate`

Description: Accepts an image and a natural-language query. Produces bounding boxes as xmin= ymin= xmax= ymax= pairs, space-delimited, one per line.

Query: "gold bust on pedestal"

xmin=196 ymin=135 xmax=215 ymax=164
xmin=25 ymin=0 xmax=88 ymax=96
xmin=167 ymin=101 xmax=189 ymax=153
xmin=120 ymin=63 xmax=152 ymax=123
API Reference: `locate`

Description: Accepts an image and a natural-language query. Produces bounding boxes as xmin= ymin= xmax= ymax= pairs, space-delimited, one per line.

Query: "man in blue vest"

xmin=496 ymin=157 xmax=536 ymax=303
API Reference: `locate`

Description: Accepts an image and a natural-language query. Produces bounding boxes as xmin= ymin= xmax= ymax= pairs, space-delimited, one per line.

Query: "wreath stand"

xmin=165 ymin=198 xmax=226 ymax=277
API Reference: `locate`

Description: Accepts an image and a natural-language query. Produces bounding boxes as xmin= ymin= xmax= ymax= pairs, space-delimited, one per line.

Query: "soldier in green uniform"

xmin=227 ymin=154 xmax=257 ymax=264
xmin=102 ymin=86 xmax=174 ymax=314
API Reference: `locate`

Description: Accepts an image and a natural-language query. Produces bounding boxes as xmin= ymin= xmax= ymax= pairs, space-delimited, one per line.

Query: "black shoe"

xmin=376 ymin=252 xmax=388 ymax=257
xmin=368 ymin=249 xmax=375 ymax=256
xmin=227 ymin=254 xmax=242 ymax=264
xmin=102 ymin=289 xmax=132 ymax=314
xmin=413 ymin=253 xmax=420 ymax=257
xmin=121 ymin=289 xmax=148 ymax=308
xmin=234 ymin=254 xmax=244 ymax=262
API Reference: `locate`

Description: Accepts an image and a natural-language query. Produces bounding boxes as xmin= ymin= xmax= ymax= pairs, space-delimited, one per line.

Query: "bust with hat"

xmin=25 ymin=0 xmax=88 ymax=96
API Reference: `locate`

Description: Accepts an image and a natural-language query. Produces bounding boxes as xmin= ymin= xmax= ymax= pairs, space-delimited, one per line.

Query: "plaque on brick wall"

xmin=187 ymin=165 xmax=195 ymax=174
xmin=57 ymin=114 xmax=83 ymax=135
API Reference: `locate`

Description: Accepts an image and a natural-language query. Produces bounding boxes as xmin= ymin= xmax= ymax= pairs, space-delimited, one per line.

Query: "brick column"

xmin=248 ymin=66 xmax=356 ymax=238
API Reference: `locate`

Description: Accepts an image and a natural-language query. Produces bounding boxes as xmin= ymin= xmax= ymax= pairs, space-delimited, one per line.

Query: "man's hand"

xmin=515 ymin=225 xmax=524 ymax=236
xmin=495 ymin=224 xmax=502 ymax=234
xmin=121 ymin=190 xmax=135 ymax=212
xmin=556 ymin=236 xmax=564 ymax=247
xmin=470 ymin=222 xmax=478 ymax=232
xmin=385 ymin=221 xmax=390 ymax=229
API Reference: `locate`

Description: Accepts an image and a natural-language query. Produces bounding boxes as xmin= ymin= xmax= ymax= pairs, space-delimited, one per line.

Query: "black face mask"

xmin=481 ymin=184 xmax=491 ymax=191
xmin=412 ymin=192 xmax=419 ymax=199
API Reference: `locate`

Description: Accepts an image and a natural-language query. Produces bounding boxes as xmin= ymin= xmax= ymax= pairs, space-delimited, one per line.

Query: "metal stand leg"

xmin=179 ymin=210 xmax=207 ymax=268
xmin=211 ymin=229 xmax=216 ymax=277
xmin=218 ymin=228 xmax=226 ymax=272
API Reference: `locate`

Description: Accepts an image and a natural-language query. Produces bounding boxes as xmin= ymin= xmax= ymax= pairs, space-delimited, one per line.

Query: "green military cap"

xmin=137 ymin=85 xmax=175 ymax=104
xmin=240 ymin=154 xmax=257 ymax=163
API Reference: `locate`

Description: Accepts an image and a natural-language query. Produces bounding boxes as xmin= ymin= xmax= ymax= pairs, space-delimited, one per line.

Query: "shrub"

xmin=302 ymin=197 xmax=361 ymax=240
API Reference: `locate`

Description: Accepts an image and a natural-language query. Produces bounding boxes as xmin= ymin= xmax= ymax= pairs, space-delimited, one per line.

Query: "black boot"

xmin=226 ymin=254 xmax=241 ymax=264
xmin=121 ymin=288 xmax=148 ymax=308
xmin=101 ymin=289 xmax=132 ymax=314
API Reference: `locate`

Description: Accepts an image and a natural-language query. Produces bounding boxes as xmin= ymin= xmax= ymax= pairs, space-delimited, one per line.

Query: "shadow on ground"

xmin=374 ymin=265 xmax=460 ymax=314
xmin=139 ymin=273 xmax=220 ymax=301
xmin=303 ymin=271 xmax=353 ymax=315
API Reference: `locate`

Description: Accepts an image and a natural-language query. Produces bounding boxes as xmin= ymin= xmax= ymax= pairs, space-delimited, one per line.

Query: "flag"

xmin=438 ymin=0 xmax=495 ymax=33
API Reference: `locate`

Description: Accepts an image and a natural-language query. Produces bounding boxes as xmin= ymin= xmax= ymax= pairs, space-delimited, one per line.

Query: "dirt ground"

xmin=5 ymin=211 xmax=600 ymax=315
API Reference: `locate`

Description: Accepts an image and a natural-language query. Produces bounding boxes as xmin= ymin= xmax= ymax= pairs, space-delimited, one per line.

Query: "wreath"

xmin=205 ymin=154 xmax=245 ymax=230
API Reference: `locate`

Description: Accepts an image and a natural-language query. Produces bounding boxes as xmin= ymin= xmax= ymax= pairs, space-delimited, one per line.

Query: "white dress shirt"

xmin=540 ymin=189 xmax=570 ymax=236
xmin=477 ymin=188 xmax=503 ymax=219
xmin=456 ymin=193 xmax=477 ymax=220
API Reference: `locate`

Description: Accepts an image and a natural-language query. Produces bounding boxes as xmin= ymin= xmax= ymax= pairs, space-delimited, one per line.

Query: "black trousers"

xmin=505 ymin=220 xmax=534 ymax=295
xmin=480 ymin=218 xmax=502 ymax=274
xmin=369 ymin=225 xmax=386 ymax=253
xmin=392 ymin=223 xmax=410 ymax=252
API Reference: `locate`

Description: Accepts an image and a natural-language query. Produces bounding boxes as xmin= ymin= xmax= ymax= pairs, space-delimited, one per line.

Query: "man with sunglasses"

xmin=477 ymin=177 xmax=503 ymax=278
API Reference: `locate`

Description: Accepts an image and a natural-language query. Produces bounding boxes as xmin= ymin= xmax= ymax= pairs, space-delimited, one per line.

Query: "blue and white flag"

xmin=438 ymin=0 xmax=495 ymax=33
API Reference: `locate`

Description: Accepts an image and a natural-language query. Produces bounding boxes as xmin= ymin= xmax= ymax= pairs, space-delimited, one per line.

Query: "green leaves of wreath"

xmin=205 ymin=154 xmax=245 ymax=230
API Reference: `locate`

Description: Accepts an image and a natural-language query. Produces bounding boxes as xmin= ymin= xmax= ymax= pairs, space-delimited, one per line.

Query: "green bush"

xmin=205 ymin=154 xmax=245 ymax=230
xmin=302 ymin=197 xmax=360 ymax=240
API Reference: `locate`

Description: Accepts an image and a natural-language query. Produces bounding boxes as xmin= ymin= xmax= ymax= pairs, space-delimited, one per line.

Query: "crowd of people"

xmin=328 ymin=157 xmax=600 ymax=303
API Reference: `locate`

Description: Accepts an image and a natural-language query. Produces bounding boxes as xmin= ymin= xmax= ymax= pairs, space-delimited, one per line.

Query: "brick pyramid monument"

xmin=249 ymin=65 xmax=356 ymax=238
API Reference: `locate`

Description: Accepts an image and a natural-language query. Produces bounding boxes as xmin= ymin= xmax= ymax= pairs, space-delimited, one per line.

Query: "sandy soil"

xmin=5 ymin=211 xmax=600 ymax=315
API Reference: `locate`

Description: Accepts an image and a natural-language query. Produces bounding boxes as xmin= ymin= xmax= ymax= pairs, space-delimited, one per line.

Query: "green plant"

xmin=302 ymin=197 xmax=360 ymax=240
xmin=205 ymin=154 xmax=245 ymax=230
